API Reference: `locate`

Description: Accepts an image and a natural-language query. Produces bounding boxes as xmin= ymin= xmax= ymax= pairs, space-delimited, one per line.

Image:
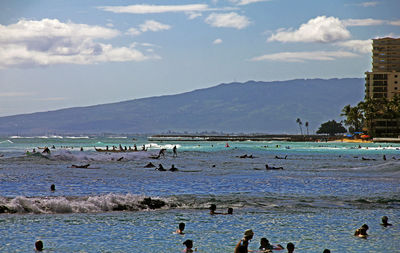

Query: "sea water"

xmin=0 ymin=136 xmax=399 ymax=252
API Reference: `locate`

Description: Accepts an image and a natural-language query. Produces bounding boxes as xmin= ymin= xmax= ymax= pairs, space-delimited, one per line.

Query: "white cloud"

xmin=343 ymin=18 xmax=385 ymax=27
xmin=268 ymin=16 xmax=350 ymax=43
xmin=205 ymin=12 xmax=250 ymax=29
xmin=126 ymin=20 xmax=171 ymax=36
xmin=126 ymin=27 xmax=141 ymax=36
xmin=187 ymin=12 xmax=202 ymax=20
xmin=0 ymin=19 xmax=157 ymax=68
xmin=98 ymin=4 xmax=210 ymax=14
xmin=139 ymin=20 xmax=171 ymax=32
xmin=336 ymin=39 xmax=372 ymax=54
xmin=213 ymin=38 xmax=223 ymax=44
xmin=250 ymin=50 xmax=358 ymax=62
xmin=231 ymin=0 xmax=270 ymax=5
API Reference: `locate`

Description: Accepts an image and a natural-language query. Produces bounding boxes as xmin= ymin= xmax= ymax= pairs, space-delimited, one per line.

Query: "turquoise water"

xmin=0 ymin=136 xmax=399 ymax=252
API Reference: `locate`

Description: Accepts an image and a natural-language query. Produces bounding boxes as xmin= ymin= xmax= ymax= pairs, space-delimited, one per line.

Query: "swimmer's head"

xmin=35 ymin=240 xmax=43 ymax=251
xmin=183 ymin=239 xmax=193 ymax=249
xmin=260 ymin=237 xmax=269 ymax=247
xmin=209 ymin=204 xmax=216 ymax=211
xmin=382 ymin=216 xmax=388 ymax=223
xmin=227 ymin=208 xmax=233 ymax=214
xmin=50 ymin=184 xmax=55 ymax=191
xmin=244 ymin=229 xmax=254 ymax=239
xmin=287 ymin=242 xmax=295 ymax=252
xmin=361 ymin=224 xmax=369 ymax=231
xmin=323 ymin=250 xmax=331 ymax=253
xmin=179 ymin=222 xmax=185 ymax=231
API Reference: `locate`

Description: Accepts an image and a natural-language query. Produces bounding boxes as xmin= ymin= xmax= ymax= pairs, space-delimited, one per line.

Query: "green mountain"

xmin=0 ymin=78 xmax=364 ymax=135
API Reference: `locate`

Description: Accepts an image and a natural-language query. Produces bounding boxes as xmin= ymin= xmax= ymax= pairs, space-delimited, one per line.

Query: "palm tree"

xmin=296 ymin=118 xmax=303 ymax=135
xmin=305 ymin=121 xmax=309 ymax=135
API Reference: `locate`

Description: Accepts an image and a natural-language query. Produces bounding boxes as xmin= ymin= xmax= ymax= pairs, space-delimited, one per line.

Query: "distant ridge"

xmin=0 ymin=78 xmax=364 ymax=135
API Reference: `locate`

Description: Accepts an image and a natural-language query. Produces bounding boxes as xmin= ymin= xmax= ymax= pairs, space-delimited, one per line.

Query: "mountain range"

xmin=0 ymin=78 xmax=364 ymax=135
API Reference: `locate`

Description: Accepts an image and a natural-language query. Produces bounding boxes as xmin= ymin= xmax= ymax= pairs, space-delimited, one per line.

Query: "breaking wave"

xmin=1 ymin=194 xmax=399 ymax=215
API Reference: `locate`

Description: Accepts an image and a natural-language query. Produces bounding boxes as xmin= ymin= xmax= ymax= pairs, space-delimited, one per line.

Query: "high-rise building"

xmin=365 ymin=37 xmax=400 ymax=100
xmin=365 ymin=37 xmax=400 ymax=137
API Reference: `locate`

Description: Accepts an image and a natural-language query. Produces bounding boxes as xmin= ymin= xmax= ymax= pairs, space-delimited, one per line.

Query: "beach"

xmin=0 ymin=136 xmax=399 ymax=252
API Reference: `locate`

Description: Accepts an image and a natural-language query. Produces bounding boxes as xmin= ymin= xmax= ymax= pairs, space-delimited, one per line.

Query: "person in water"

xmin=156 ymin=164 xmax=166 ymax=171
xmin=354 ymin=223 xmax=369 ymax=236
xmin=173 ymin=145 xmax=178 ymax=157
xmin=225 ymin=207 xmax=233 ymax=215
xmin=176 ymin=222 xmax=185 ymax=234
xmin=209 ymin=204 xmax=222 ymax=215
xmin=265 ymin=164 xmax=284 ymax=170
xmin=144 ymin=162 xmax=155 ymax=168
xmin=182 ymin=239 xmax=196 ymax=253
xmin=169 ymin=164 xmax=178 ymax=172
xmin=35 ymin=240 xmax=43 ymax=251
xmin=323 ymin=249 xmax=331 ymax=253
xmin=259 ymin=238 xmax=284 ymax=251
xmin=42 ymin=147 xmax=50 ymax=154
xmin=50 ymin=184 xmax=55 ymax=191
xmin=381 ymin=216 xmax=392 ymax=227
xmin=286 ymin=242 xmax=295 ymax=253
xmin=234 ymin=229 xmax=254 ymax=253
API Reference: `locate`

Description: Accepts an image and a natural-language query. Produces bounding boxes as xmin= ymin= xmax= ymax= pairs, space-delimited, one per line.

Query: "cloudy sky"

xmin=0 ymin=0 xmax=399 ymax=116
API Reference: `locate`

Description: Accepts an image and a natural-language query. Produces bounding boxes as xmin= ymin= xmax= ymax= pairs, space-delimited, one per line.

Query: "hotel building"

xmin=365 ymin=37 xmax=400 ymax=137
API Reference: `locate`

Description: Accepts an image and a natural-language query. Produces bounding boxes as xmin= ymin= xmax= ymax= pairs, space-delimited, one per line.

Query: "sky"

xmin=0 ymin=0 xmax=399 ymax=116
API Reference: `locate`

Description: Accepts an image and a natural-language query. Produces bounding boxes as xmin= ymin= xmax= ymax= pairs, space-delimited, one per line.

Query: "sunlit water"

xmin=0 ymin=136 xmax=399 ymax=252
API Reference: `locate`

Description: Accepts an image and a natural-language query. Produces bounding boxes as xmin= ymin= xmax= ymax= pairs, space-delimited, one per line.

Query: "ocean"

xmin=0 ymin=136 xmax=399 ymax=252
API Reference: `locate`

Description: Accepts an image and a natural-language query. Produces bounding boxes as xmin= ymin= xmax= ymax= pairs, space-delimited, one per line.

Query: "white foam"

xmin=1 ymin=194 xmax=171 ymax=214
xmin=0 ymin=140 xmax=13 ymax=144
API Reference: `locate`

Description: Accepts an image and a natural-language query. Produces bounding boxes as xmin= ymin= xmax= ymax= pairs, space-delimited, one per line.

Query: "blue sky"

xmin=0 ymin=0 xmax=399 ymax=116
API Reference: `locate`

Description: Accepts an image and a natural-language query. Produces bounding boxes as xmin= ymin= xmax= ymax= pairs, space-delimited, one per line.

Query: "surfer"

xmin=323 ymin=250 xmax=331 ymax=253
xmin=142 ymin=145 xmax=146 ymax=151
xmin=157 ymin=148 xmax=166 ymax=158
xmin=169 ymin=164 xmax=178 ymax=172
xmin=225 ymin=208 xmax=233 ymax=215
xmin=275 ymin=155 xmax=287 ymax=159
xmin=156 ymin=164 xmax=166 ymax=171
xmin=265 ymin=164 xmax=284 ymax=170
xmin=144 ymin=162 xmax=155 ymax=168
xmin=42 ymin=147 xmax=50 ymax=154
xmin=71 ymin=164 xmax=90 ymax=168
xmin=234 ymin=229 xmax=254 ymax=253
xmin=173 ymin=145 xmax=177 ymax=157
xmin=50 ymin=184 xmax=55 ymax=191
xmin=176 ymin=222 xmax=185 ymax=234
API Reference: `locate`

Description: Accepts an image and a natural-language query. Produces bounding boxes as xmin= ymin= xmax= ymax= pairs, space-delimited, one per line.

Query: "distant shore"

xmin=149 ymin=134 xmax=400 ymax=143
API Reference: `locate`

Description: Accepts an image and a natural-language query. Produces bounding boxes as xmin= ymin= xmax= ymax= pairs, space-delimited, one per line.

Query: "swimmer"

xmin=50 ymin=184 xmax=55 ymax=191
xmin=323 ymin=250 xmax=331 ymax=253
xmin=234 ymin=229 xmax=254 ymax=253
xmin=173 ymin=145 xmax=177 ymax=157
xmin=381 ymin=216 xmax=392 ymax=227
xmin=265 ymin=164 xmax=284 ymax=170
xmin=358 ymin=228 xmax=368 ymax=238
xmin=156 ymin=164 xmax=166 ymax=171
xmin=286 ymin=242 xmax=295 ymax=253
xmin=259 ymin=237 xmax=284 ymax=252
xmin=35 ymin=240 xmax=43 ymax=251
xmin=169 ymin=164 xmax=178 ymax=172
xmin=176 ymin=222 xmax=185 ymax=234
xmin=209 ymin=204 xmax=222 ymax=215
xmin=225 ymin=208 xmax=233 ymax=215
xmin=144 ymin=162 xmax=155 ymax=168
xmin=183 ymin=239 xmax=196 ymax=253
